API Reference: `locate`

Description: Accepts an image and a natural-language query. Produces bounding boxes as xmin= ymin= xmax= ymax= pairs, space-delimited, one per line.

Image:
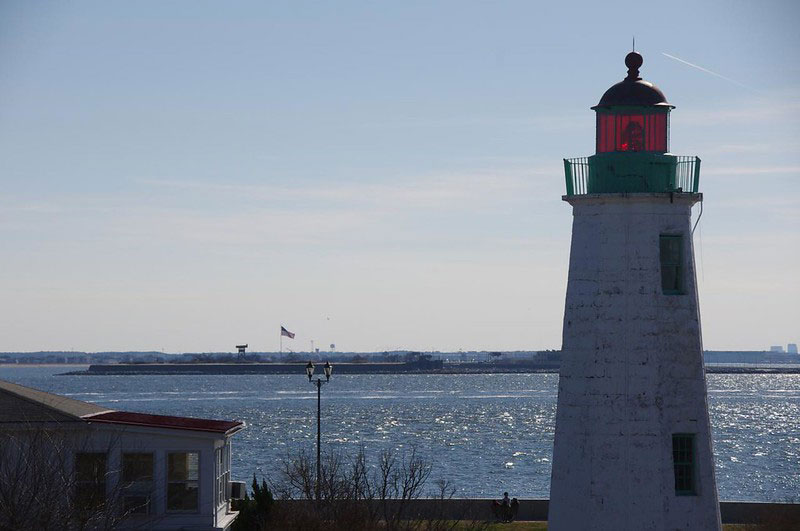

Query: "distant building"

xmin=788 ymin=343 xmax=798 ymax=354
xmin=0 ymin=380 xmax=244 ymax=530
xmin=770 ymin=345 xmax=785 ymax=353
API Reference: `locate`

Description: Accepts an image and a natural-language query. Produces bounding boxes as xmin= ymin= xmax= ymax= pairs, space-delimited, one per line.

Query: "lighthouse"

xmin=548 ymin=52 xmax=721 ymax=530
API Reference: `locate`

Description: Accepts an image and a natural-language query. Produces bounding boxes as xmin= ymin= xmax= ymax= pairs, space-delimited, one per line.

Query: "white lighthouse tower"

xmin=548 ymin=52 xmax=721 ymax=530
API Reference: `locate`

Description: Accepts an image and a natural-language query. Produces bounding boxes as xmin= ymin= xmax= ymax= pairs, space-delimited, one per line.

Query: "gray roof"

xmin=0 ymin=380 xmax=243 ymax=436
xmin=0 ymin=379 xmax=111 ymax=424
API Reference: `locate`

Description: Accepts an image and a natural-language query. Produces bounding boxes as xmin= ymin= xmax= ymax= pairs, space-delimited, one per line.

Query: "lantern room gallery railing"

xmin=564 ymin=157 xmax=591 ymax=196
xmin=673 ymin=156 xmax=701 ymax=193
xmin=564 ymin=155 xmax=701 ymax=196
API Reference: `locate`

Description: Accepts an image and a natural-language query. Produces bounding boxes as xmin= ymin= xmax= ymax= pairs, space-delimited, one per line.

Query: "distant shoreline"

xmin=3 ymin=362 xmax=799 ymax=376
xmin=55 ymin=362 xmax=800 ymax=376
xmin=0 ymin=364 xmax=89 ymax=368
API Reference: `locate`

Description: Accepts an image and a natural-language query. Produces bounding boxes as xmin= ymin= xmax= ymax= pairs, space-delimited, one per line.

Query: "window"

xmin=596 ymin=112 xmax=668 ymax=153
xmin=122 ymin=453 xmax=154 ymax=515
xmin=645 ymin=112 xmax=668 ymax=152
xmin=75 ymin=452 xmax=107 ymax=510
xmin=167 ymin=452 xmax=199 ymax=511
xmin=672 ymin=434 xmax=696 ymax=495
xmin=215 ymin=443 xmax=231 ymax=507
xmin=619 ymin=115 xmax=644 ymax=151
xmin=660 ymin=235 xmax=683 ymax=294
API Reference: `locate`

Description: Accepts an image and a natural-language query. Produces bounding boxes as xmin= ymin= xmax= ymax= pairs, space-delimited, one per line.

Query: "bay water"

xmin=1 ymin=366 xmax=797 ymax=501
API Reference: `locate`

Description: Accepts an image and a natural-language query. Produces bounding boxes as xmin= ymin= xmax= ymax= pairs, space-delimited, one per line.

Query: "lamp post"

xmin=305 ymin=360 xmax=332 ymax=503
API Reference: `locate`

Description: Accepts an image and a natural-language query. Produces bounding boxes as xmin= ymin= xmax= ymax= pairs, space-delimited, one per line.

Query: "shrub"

xmin=243 ymin=447 xmax=486 ymax=530
xmin=232 ymin=475 xmax=274 ymax=531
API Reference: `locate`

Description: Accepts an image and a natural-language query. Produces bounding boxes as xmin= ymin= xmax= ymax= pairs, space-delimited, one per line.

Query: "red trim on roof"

xmin=84 ymin=411 xmax=243 ymax=434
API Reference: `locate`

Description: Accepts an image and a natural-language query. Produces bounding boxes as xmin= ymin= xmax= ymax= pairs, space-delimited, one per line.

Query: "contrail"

xmin=661 ymin=52 xmax=756 ymax=92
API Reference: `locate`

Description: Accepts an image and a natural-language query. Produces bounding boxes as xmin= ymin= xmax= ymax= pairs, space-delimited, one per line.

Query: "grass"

xmin=473 ymin=524 xmax=759 ymax=530
xmin=482 ymin=524 xmax=548 ymax=530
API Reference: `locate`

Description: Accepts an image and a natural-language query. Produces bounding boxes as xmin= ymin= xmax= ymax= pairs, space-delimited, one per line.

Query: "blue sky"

xmin=1 ymin=1 xmax=798 ymax=353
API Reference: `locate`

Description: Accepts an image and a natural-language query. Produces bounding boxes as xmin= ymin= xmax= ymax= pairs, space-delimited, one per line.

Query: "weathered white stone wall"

xmin=548 ymin=193 xmax=721 ymax=531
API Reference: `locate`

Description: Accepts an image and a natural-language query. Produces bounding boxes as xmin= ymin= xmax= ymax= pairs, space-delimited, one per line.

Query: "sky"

xmin=1 ymin=1 xmax=798 ymax=353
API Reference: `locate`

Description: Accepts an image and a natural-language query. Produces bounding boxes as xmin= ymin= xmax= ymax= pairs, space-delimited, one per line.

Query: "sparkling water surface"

xmin=1 ymin=366 xmax=798 ymax=501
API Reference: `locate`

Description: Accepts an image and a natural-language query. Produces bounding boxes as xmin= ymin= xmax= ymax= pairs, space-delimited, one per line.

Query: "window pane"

xmin=76 ymin=453 xmax=106 ymax=483
xmin=596 ymin=114 xmax=602 ymax=153
xmin=168 ymin=452 xmax=199 ymax=481
xmin=638 ymin=112 xmax=668 ymax=152
xmin=652 ymin=113 xmax=667 ymax=151
xmin=672 ymin=434 xmax=696 ymax=495
xmin=123 ymin=495 xmax=150 ymax=515
xmin=75 ymin=453 xmax=107 ymax=509
xmin=661 ymin=266 xmax=679 ymax=293
xmin=617 ymin=115 xmax=645 ymax=151
xmin=168 ymin=452 xmax=200 ymax=511
xmin=123 ymin=453 xmax=153 ymax=483
xmin=75 ymin=483 xmax=106 ymax=509
xmin=660 ymin=235 xmax=683 ymax=294
xmin=604 ymin=114 xmax=614 ymax=152
xmin=597 ymin=114 xmax=616 ymax=153
xmin=168 ymin=482 xmax=199 ymax=511
xmin=660 ymin=237 xmax=681 ymax=264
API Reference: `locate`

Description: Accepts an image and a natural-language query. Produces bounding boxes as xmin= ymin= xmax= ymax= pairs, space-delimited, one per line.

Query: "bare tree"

xmin=262 ymin=446 xmax=487 ymax=531
xmin=0 ymin=426 xmax=157 ymax=531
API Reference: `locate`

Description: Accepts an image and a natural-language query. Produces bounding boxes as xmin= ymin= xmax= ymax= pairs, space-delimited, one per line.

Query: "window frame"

xmin=121 ymin=452 xmax=154 ymax=515
xmin=166 ymin=451 xmax=200 ymax=513
xmin=74 ymin=452 xmax=108 ymax=510
xmin=672 ymin=433 xmax=697 ymax=496
xmin=215 ymin=442 xmax=232 ymax=507
xmin=659 ymin=234 xmax=684 ymax=295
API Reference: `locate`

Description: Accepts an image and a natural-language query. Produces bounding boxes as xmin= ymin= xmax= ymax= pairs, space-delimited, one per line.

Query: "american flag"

xmin=280 ymin=326 xmax=295 ymax=339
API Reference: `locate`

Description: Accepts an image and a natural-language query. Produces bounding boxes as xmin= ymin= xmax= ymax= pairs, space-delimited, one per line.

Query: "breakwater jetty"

xmin=64 ymin=360 xmax=447 ymax=376
xmin=62 ymin=361 xmax=800 ymax=376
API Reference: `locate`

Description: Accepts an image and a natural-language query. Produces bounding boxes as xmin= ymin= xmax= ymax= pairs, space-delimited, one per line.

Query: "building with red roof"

xmin=0 ymin=379 xmax=245 ymax=530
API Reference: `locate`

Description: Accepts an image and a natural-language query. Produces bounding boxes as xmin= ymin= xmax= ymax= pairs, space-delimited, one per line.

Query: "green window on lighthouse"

xmin=660 ymin=235 xmax=683 ymax=294
xmin=672 ymin=434 xmax=697 ymax=495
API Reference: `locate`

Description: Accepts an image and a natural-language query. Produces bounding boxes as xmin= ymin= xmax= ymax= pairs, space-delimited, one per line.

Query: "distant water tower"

xmin=236 ymin=344 xmax=247 ymax=360
xmin=549 ymin=52 xmax=721 ymax=530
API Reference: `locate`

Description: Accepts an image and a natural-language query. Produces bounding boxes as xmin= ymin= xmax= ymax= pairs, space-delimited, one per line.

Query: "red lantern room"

xmin=563 ymin=51 xmax=700 ymax=196
xmin=592 ymin=52 xmax=673 ymax=154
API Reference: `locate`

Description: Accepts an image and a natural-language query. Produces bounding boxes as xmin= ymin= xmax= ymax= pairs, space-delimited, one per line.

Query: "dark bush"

xmin=231 ymin=474 xmax=274 ymax=530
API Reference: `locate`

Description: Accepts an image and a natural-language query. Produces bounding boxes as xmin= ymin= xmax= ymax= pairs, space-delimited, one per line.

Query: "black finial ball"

xmin=625 ymin=51 xmax=643 ymax=71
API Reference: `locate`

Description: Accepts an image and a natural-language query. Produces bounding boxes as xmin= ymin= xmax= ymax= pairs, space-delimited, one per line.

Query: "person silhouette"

xmin=491 ymin=491 xmax=515 ymax=522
